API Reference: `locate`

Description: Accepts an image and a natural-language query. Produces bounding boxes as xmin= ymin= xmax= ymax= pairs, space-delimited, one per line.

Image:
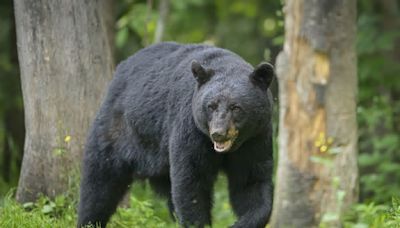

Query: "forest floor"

xmin=0 ymin=175 xmax=399 ymax=228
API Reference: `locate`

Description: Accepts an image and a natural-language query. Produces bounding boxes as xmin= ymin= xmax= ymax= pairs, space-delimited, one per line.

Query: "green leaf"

xmin=22 ymin=202 xmax=34 ymax=209
xmin=321 ymin=212 xmax=339 ymax=222
xmin=116 ymin=28 xmax=129 ymax=48
xmin=41 ymin=205 xmax=53 ymax=214
xmin=310 ymin=156 xmax=333 ymax=167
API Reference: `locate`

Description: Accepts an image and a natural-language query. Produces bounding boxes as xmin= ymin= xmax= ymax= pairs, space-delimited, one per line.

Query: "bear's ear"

xmin=249 ymin=62 xmax=274 ymax=90
xmin=191 ymin=60 xmax=214 ymax=85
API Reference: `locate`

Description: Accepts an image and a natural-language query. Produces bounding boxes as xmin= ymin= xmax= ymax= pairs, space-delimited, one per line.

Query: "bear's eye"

xmin=208 ymin=103 xmax=218 ymax=111
xmin=230 ymin=105 xmax=242 ymax=113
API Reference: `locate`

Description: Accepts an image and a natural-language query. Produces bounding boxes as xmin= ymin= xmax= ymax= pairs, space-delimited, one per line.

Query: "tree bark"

xmin=14 ymin=0 xmax=114 ymax=202
xmin=271 ymin=0 xmax=358 ymax=227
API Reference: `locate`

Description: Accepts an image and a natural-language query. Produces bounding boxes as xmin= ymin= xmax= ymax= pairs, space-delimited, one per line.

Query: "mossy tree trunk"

xmin=271 ymin=0 xmax=358 ymax=227
xmin=14 ymin=0 xmax=114 ymax=202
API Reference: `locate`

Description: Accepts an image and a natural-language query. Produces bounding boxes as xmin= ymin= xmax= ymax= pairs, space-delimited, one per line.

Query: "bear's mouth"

xmin=213 ymin=139 xmax=234 ymax=153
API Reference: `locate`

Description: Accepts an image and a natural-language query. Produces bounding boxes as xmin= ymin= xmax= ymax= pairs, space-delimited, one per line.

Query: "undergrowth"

xmin=0 ymin=175 xmax=235 ymax=228
xmin=0 ymin=176 xmax=399 ymax=228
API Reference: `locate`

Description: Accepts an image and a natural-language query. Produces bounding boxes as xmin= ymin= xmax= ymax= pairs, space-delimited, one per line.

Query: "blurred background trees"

xmin=0 ymin=0 xmax=24 ymax=193
xmin=357 ymin=0 xmax=400 ymax=204
xmin=0 ymin=0 xmax=399 ymax=226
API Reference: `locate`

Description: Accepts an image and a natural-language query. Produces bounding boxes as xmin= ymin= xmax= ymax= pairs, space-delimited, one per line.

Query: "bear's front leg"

xmin=169 ymin=128 xmax=220 ymax=227
xmin=228 ymin=178 xmax=273 ymax=228
xmin=226 ymin=140 xmax=273 ymax=228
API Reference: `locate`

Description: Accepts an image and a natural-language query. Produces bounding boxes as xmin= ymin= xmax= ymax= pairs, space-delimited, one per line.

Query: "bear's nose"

xmin=211 ymin=130 xmax=228 ymax=142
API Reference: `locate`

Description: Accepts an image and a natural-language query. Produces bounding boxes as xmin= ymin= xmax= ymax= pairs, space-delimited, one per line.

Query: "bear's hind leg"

xmin=77 ymin=145 xmax=133 ymax=228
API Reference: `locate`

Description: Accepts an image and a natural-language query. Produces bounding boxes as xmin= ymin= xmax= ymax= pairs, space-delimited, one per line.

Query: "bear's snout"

xmin=209 ymin=123 xmax=238 ymax=153
xmin=211 ymin=130 xmax=228 ymax=142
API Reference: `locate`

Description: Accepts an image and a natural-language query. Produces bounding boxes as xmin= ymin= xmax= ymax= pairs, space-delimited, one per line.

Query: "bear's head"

xmin=191 ymin=60 xmax=274 ymax=153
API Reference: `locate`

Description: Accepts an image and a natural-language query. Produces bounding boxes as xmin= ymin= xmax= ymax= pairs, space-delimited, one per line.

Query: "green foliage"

xmin=115 ymin=0 xmax=284 ymax=64
xmin=125 ymin=175 xmax=236 ymax=227
xmin=344 ymin=198 xmax=400 ymax=228
xmin=1 ymin=190 xmax=399 ymax=228
xmin=0 ymin=175 xmax=236 ymax=227
xmin=0 ymin=189 xmax=172 ymax=228
xmin=358 ymin=97 xmax=400 ymax=203
xmin=357 ymin=1 xmax=400 ymax=203
xmin=107 ymin=197 xmax=170 ymax=228
xmin=0 ymin=192 xmax=76 ymax=228
xmin=0 ymin=0 xmax=24 ymax=195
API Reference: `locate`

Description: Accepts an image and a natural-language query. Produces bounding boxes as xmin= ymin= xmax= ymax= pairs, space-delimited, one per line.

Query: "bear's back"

xmin=107 ymin=42 xmax=247 ymax=119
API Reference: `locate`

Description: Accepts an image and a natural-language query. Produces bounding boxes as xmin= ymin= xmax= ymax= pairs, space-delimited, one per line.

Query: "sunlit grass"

xmin=1 ymin=177 xmax=399 ymax=227
xmin=0 ymin=175 xmax=236 ymax=228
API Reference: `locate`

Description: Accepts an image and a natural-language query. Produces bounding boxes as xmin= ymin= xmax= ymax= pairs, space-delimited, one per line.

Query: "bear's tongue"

xmin=213 ymin=140 xmax=233 ymax=153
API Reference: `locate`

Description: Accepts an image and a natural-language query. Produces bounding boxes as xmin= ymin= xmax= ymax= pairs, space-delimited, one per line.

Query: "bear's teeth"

xmin=213 ymin=140 xmax=232 ymax=152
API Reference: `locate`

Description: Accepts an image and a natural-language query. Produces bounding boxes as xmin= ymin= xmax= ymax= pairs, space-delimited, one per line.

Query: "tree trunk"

xmin=154 ymin=0 xmax=169 ymax=43
xmin=14 ymin=0 xmax=114 ymax=202
xmin=381 ymin=0 xmax=400 ymax=100
xmin=271 ymin=0 xmax=358 ymax=227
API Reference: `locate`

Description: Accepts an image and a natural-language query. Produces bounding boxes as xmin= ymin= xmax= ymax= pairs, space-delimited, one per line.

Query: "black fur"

xmin=77 ymin=42 xmax=274 ymax=228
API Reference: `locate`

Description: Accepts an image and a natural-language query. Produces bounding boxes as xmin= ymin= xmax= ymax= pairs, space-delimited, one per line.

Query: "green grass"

xmin=343 ymin=198 xmax=400 ymax=228
xmin=0 ymin=175 xmax=236 ymax=228
xmin=0 ymin=192 xmax=76 ymax=228
xmin=1 ymin=175 xmax=398 ymax=228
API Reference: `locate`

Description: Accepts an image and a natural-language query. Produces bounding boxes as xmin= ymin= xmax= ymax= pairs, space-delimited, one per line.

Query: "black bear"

xmin=77 ymin=42 xmax=274 ymax=228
